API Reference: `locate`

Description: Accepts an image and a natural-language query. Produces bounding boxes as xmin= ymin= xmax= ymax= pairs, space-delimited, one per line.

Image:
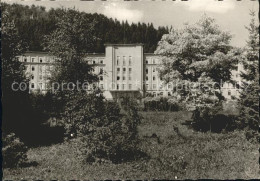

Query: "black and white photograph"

xmin=1 ymin=0 xmax=259 ymax=179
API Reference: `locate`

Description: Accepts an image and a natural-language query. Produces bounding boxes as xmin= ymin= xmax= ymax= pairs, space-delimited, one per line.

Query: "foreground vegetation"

xmin=3 ymin=111 xmax=259 ymax=180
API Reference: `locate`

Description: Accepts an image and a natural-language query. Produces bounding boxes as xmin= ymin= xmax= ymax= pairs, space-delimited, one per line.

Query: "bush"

xmin=2 ymin=133 xmax=28 ymax=168
xmin=62 ymin=90 xmax=142 ymax=163
xmin=143 ymin=96 xmax=183 ymax=111
xmin=190 ymin=102 xmax=237 ymax=132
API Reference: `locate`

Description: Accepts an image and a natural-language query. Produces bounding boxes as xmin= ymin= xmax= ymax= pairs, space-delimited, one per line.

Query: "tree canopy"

xmin=1 ymin=2 xmax=169 ymax=53
xmin=155 ymin=15 xmax=240 ymax=107
xmin=238 ymin=11 xmax=259 ymax=132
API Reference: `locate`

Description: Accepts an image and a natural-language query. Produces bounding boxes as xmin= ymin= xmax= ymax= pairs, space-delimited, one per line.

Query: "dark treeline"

xmin=2 ymin=3 xmax=170 ymax=53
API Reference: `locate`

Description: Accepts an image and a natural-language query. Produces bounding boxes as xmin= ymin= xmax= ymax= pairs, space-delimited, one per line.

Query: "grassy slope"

xmin=3 ymin=111 xmax=259 ymax=179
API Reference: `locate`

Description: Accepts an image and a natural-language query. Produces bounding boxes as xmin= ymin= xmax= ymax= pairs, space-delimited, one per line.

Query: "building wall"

xmin=18 ymin=44 xmax=242 ymax=100
xmin=17 ymin=52 xmax=55 ymax=93
xmin=221 ymin=62 xmax=244 ymax=100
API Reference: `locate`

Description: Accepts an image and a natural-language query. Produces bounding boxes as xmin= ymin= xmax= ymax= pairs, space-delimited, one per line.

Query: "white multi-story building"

xmin=221 ymin=62 xmax=245 ymax=100
xmin=17 ymin=44 xmax=242 ymax=100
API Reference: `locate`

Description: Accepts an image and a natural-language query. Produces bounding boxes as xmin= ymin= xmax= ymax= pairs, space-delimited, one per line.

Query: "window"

xmin=117 ymin=76 xmax=120 ymax=80
xmin=122 ymin=84 xmax=125 ymax=90
xmin=39 ymin=58 xmax=43 ymax=63
xmin=123 ymin=76 xmax=126 ymax=80
xmin=39 ymin=75 xmax=42 ymax=80
xmin=129 ymin=84 xmax=132 ymax=90
xmin=160 ymin=92 xmax=163 ymax=96
xmin=31 ymin=58 xmax=35 ymax=62
xmin=153 ymin=67 xmax=155 ymax=72
xmin=100 ymin=68 xmax=103 ymax=74
xmin=31 ymin=75 xmax=34 ymax=80
xmin=93 ymin=60 xmax=96 ymax=64
xmin=146 ymin=60 xmax=148 ymax=64
xmin=228 ymin=90 xmax=231 ymax=96
xmin=117 ymin=56 xmax=120 ymax=65
xmin=31 ymin=83 xmax=35 ymax=89
xmin=146 ymin=76 xmax=148 ymax=81
xmin=153 ymin=76 xmax=156 ymax=81
xmin=146 ymin=84 xmax=149 ymax=89
xmin=117 ymin=68 xmax=120 ymax=72
xmin=100 ymin=84 xmax=104 ymax=89
xmin=100 ymin=76 xmax=103 ymax=81
xmin=160 ymin=77 xmax=162 ymax=81
xmin=146 ymin=68 xmax=148 ymax=74
xmin=117 ymin=84 xmax=119 ymax=90
xmin=100 ymin=60 xmax=103 ymax=64
xmin=168 ymin=92 xmax=171 ymax=96
xmin=153 ymin=92 xmax=156 ymax=97
xmin=39 ymin=66 xmax=42 ymax=73
xmin=24 ymin=58 xmax=27 ymax=62
xmin=32 ymin=66 xmax=35 ymax=71
xmin=129 ymin=68 xmax=132 ymax=72
xmin=129 ymin=56 xmax=132 ymax=65
xmin=123 ymin=56 xmax=126 ymax=66
xmin=153 ymin=84 xmax=156 ymax=89
xmin=123 ymin=68 xmax=126 ymax=72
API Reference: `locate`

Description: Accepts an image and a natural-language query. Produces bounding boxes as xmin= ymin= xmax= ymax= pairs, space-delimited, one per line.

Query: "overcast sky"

xmin=3 ymin=0 xmax=259 ymax=47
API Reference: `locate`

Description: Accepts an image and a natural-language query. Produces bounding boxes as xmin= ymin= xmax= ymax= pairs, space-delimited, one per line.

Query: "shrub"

xmin=2 ymin=133 xmax=28 ymax=168
xmin=191 ymin=101 xmax=239 ymax=133
xmin=62 ymin=90 xmax=142 ymax=163
xmin=143 ymin=96 xmax=182 ymax=111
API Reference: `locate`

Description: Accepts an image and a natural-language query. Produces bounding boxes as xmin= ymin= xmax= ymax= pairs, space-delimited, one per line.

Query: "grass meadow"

xmin=3 ymin=111 xmax=259 ymax=179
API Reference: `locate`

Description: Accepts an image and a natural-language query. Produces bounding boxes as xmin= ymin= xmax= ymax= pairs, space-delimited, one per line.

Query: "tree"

xmin=238 ymin=11 xmax=259 ymax=132
xmin=155 ymin=15 xmax=238 ymax=109
xmin=43 ymin=8 xmax=99 ymax=120
xmin=62 ymin=91 xmax=141 ymax=163
xmin=1 ymin=10 xmax=31 ymax=135
xmin=2 ymin=2 xmax=169 ymax=53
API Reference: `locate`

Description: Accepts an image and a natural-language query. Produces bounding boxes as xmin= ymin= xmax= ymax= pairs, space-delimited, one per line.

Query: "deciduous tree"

xmin=155 ymin=15 xmax=239 ymax=108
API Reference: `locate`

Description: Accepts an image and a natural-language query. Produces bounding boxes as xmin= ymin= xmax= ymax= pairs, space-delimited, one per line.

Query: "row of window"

xmin=30 ymin=65 xmax=53 ymax=72
xmin=93 ymin=67 xmax=104 ymax=74
xmin=117 ymin=67 xmax=132 ymax=72
xmin=116 ymin=56 xmax=132 ymax=66
xmin=31 ymin=74 xmax=50 ymax=80
xmin=146 ymin=84 xmax=171 ymax=90
xmin=90 ymin=59 xmax=104 ymax=64
xmin=145 ymin=58 xmax=157 ymax=64
xmin=117 ymin=75 xmax=132 ymax=81
xmin=24 ymin=57 xmax=45 ymax=63
xmin=116 ymin=84 xmax=132 ymax=90
xmin=149 ymin=92 xmax=171 ymax=97
xmin=31 ymin=83 xmax=44 ymax=89
xmin=146 ymin=76 xmax=163 ymax=81
xmin=146 ymin=67 xmax=159 ymax=74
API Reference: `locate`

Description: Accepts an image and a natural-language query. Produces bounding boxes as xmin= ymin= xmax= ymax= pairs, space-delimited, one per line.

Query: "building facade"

xmin=17 ymin=44 xmax=242 ymax=100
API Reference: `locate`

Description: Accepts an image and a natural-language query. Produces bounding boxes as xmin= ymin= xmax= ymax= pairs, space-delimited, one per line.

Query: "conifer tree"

xmin=238 ymin=11 xmax=259 ymax=131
